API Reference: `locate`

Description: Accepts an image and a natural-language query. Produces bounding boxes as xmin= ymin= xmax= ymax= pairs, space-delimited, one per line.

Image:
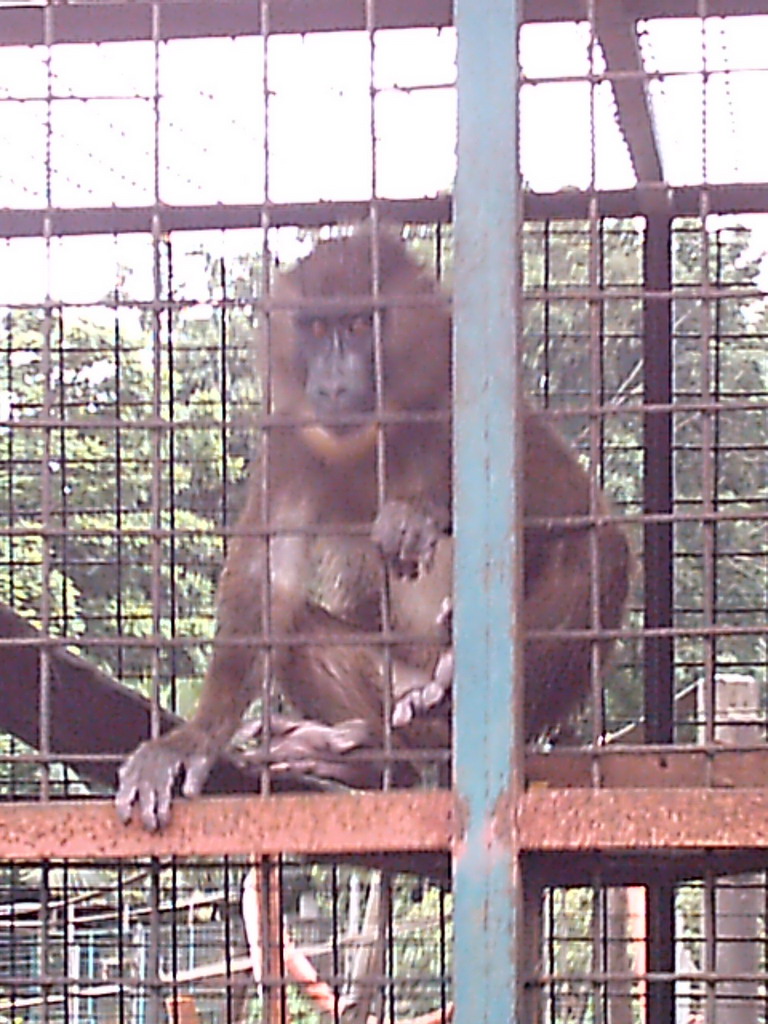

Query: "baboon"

xmin=116 ymin=231 xmax=630 ymax=830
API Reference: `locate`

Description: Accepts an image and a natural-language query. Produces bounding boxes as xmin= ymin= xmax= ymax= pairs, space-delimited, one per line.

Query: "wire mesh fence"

xmin=0 ymin=1 xmax=766 ymax=1022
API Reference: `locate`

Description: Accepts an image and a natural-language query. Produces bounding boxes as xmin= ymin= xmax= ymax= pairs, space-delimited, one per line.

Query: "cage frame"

xmin=0 ymin=0 xmax=767 ymax=1022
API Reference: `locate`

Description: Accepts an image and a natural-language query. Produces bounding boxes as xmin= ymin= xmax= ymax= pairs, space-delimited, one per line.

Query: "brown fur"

xmin=116 ymin=231 xmax=630 ymax=827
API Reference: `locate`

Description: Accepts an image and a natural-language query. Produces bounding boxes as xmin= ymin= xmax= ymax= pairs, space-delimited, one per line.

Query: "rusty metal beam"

xmin=6 ymin=784 xmax=768 ymax=864
xmin=0 ymin=791 xmax=454 ymax=861
xmin=520 ymin=788 xmax=768 ymax=851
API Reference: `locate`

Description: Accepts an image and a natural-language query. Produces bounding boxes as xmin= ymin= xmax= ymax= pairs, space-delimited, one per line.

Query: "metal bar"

xmin=520 ymin=876 xmax=545 ymax=1024
xmin=640 ymin=222 xmax=683 ymax=1024
xmin=3 ymin=0 xmax=768 ymax=47
xmin=637 ymin=208 xmax=679 ymax=1011
xmin=0 ymin=791 xmax=454 ymax=861
xmin=453 ymin=1 xmax=522 ymax=1024
xmin=528 ymin=851 xmax=768 ymax=889
xmin=0 ymin=199 xmax=452 ymax=240
xmin=6 ymin=183 xmax=768 ymax=241
xmin=8 ymin=785 xmax=768 ymax=861
xmin=526 ymin=183 xmax=768 ymax=220
xmin=0 ymin=0 xmax=453 ymax=47
xmin=641 ymin=207 xmax=680 ymax=1024
xmin=521 ymin=0 xmax=768 ymax=16
xmin=642 ymin=211 xmax=674 ymax=744
xmin=646 ymin=884 xmax=675 ymax=1021
xmin=528 ymin=747 xmax=768 ymax=789
xmin=520 ymin=789 xmax=768 ymax=851
xmin=595 ymin=0 xmax=664 ymax=184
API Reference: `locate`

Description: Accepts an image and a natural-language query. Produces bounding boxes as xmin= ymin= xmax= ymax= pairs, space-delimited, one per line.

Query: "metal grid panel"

xmin=521 ymin=216 xmax=768 ymax=746
xmin=525 ymin=872 xmax=768 ymax=1022
xmin=0 ymin=9 xmax=460 ymax=1020
xmin=0 ymin=856 xmax=451 ymax=1024
xmin=0 ymin=0 xmax=766 ymax=1023
xmin=0 ymin=6 xmax=459 ymax=799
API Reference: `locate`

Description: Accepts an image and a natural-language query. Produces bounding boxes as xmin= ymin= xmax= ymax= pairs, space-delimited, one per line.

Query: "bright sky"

xmin=1 ymin=17 xmax=768 ymax=304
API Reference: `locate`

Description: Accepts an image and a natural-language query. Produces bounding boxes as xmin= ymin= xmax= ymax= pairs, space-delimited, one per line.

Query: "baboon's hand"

xmin=392 ymin=649 xmax=453 ymax=728
xmin=372 ymin=500 xmax=446 ymax=579
xmin=115 ymin=726 xmax=215 ymax=832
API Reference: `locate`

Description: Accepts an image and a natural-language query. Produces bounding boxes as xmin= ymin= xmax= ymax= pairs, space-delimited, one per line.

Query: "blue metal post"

xmin=453 ymin=1 xmax=523 ymax=1023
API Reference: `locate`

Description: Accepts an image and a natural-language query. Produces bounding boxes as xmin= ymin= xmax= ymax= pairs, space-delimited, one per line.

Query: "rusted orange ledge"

xmin=4 ymin=787 xmax=768 ymax=860
xmin=0 ymin=791 xmax=453 ymax=861
xmin=520 ymin=788 xmax=768 ymax=850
